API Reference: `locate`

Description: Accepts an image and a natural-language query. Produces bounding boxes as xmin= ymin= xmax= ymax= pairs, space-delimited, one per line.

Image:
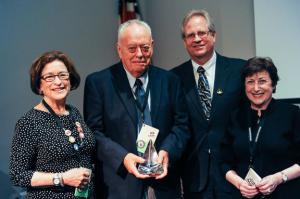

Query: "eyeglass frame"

xmin=184 ymin=30 xmax=213 ymax=40
xmin=245 ymin=78 xmax=272 ymax=88
xmin=41 ymin=71 xmax=70 ymax=82
xmin=126 ymin=43 xmax=153 ymax=54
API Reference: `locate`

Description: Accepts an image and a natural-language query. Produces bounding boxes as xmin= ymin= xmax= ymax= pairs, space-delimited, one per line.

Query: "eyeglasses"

xmin=127 ymin=44 xmax=152 ymax=54
xmin=245 ymin=79 xmax=270 ymax=87
xmin=185 ymin=30 xmax=211 ymax=40
xmin=41 ymin=72 xmax=70 ymax=82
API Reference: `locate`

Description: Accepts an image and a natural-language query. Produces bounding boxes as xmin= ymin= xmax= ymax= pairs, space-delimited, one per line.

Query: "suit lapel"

xmin=110 ymin=63 xmax=138 ymax=126
xmin=148 ymin=66 xmax=161 ymax=125
xmin=210 ymin=54 xmax=230 ymax=119
xmin=180 ymin=61 xmax=207 ymax=120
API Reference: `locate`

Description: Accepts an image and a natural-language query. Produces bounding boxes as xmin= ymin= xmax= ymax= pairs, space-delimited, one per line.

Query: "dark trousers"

xmin=183 ymin=153 xmax=231 ymax=199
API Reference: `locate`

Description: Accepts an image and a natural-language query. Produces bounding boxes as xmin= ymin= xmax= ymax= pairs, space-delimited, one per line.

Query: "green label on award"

xmin=74 ymin=186 xmax=89 ymax=198
xmin=136 ymin=124 xmax=159 ymax=153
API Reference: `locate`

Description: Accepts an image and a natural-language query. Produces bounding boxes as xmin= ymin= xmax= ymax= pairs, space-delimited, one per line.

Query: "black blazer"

xmin=220 ymin=99 xmax=300 ymax=198
xmin=171 ymin=54 xmax=246 ymax=193
xmin=84 ymin=63 xmax=189 ymax=199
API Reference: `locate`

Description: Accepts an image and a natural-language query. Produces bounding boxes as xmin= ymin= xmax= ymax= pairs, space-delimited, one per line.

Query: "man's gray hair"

xmin=181 ymin=9 xmax=216 ymax=38
xmin=118 ymin=19 xmax=152 ymax=41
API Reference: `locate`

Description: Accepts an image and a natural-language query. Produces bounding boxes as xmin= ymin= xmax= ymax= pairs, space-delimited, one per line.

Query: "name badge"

xmin=244 ymin=168 xmax=262 ymax=186
xmin=136 ymin=124 xmax=159 ymax=154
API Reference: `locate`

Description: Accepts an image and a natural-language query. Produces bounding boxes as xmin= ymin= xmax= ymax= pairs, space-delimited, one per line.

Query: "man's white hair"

xmin=118 ymin=19 xmax=152 ymax=41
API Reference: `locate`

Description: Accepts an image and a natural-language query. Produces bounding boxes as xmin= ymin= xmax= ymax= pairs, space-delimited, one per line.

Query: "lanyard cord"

xmin=42 ymin=99 xmax=84 ymax=153
xmin=248 ymin=116 xmax=265 ymax=168
xmin=42 ymin=99 xmax=68 ymax=130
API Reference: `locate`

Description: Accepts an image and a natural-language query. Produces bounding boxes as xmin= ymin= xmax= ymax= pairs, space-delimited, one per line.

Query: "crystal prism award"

xmin=138 ymin=139 xmax=164 ymax=175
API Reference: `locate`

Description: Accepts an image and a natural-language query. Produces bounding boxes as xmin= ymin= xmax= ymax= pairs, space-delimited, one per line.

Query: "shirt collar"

xmin=123 ymin=66 xmax=148 ymax=89
xmin=192 ymin=51 xmax=216 ymax=73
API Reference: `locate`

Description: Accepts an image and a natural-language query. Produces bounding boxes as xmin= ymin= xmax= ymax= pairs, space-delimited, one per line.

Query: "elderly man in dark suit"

xmin=84 ymin=19 xmax=189 ymax=199
xmin=171 ymin=10 xmax=246 ymax=199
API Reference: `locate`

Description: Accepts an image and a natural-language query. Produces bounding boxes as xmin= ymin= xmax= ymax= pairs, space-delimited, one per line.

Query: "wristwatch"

xmin=281 ymin=171 xmax=288 ymax=183
xmin=53 ymin=173 xmax=62 ymax=186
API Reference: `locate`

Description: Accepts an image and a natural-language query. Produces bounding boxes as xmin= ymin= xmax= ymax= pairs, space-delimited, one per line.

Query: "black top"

xmin=220 ymin=99 xmax=300 ymax=198
xmin=10 ymin=105 xmax=95 ymax=199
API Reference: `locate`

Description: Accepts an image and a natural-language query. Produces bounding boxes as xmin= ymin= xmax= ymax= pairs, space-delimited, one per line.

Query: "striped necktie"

xmin=197 ymin=66 xmax=211 ymax=119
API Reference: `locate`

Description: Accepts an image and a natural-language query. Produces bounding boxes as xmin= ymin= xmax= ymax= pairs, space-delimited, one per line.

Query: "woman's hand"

xmin=239 ymin=180 xmax=260 ymax=198
xmin=256 ymin=173 xmax=281 ymax=195
xmin=62 ymin=167 xmax=91 ymax=189
xmin=225 ymin=170 xmax=259 ymax=198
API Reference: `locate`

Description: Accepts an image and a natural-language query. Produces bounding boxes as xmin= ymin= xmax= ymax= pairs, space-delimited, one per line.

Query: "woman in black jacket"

xmin=220 ymin=57 xmax=300 ymax=198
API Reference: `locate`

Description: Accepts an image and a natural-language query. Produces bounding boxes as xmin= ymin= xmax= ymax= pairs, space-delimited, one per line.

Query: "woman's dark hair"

xmin=30 ymin=50 xmax=80 ymax=95
xmin=242 ymin=56 xmax=279 ymax=93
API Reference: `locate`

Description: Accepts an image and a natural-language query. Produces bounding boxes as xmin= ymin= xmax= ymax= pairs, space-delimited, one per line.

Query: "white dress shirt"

xmin=192 ymin=51 xmax=217 ymax=99
xmin=123 ymin=66 xmax=151 ymax=110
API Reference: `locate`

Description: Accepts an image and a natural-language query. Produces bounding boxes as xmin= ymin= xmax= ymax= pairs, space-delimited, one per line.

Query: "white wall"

xmin=254 ymin=0 xmax=300 ymax=99
xmin=142 ymin=0 xmax=255 ymax=68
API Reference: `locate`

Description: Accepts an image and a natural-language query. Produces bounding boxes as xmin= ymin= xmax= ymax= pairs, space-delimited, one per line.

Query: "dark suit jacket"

xmin=84 ymin=62 xmax=189 ymax=199
xmin=220 ymin=99 xmax=300 ymax=199
xmin=171 ymin=53 xmax=246 ymax=193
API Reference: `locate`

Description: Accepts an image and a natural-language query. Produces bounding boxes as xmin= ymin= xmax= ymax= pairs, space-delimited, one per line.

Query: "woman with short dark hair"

xmin=10 ymin=51 xmax=95 ymax=198
xmin=220 ymin=57 xmax=300 ymax=198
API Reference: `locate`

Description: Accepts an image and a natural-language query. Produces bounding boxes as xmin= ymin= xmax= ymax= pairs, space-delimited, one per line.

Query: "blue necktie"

xmin=197 ymin=67 xmax=211 ymax=119
xmin=134 ymin=79 xmax=152 ymax=132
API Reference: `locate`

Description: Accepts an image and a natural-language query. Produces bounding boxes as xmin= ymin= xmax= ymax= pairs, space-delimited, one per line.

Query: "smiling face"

xmin=117 ymin=23 xmax=153 ymax=77
xmin=245 ymin=70 xmax=274 ymax=110
xmin=183 ymin=15 xmax=216 ymax=65
xmin=39 ymin=60 xmax=71 ymax=105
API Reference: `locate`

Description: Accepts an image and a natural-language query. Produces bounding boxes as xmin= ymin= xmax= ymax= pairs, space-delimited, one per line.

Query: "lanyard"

xmin=42 ymin=99 xmax=84 ymax=152
xmin=42 ymin=99 xmax=69 ymax=130
xmin=248 ymin=115 xmax=265 ymax=168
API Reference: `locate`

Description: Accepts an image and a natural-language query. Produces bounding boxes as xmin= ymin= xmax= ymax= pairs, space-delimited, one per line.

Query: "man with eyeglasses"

xmin=171 ymin=10 xmax=246 ymax=199
xmin=84 ymin=19 xmax=189 ymax=199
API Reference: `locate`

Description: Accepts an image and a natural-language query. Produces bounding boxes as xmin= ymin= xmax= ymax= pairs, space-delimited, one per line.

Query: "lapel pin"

xmin=216 ymin=88 xmax=223 ymax=95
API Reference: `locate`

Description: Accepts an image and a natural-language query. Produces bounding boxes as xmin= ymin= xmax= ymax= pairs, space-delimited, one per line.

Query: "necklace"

xmin=42 ymin=99 xmax=85 ymax=151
